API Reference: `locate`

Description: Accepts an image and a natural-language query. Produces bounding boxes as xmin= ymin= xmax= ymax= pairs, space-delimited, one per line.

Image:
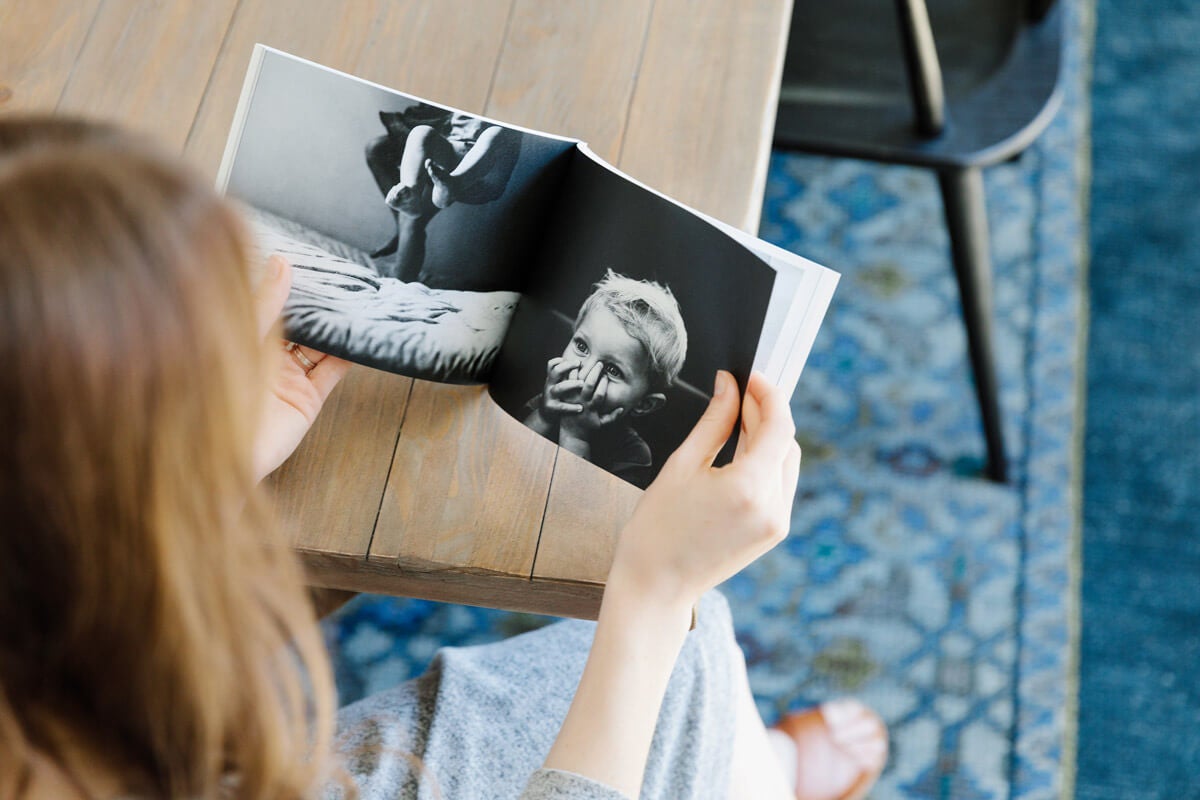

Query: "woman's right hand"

xmin=607 ymin=370 xmax=802 ymax=613
xmin=540 ymin=371 xmax=800 ymax=797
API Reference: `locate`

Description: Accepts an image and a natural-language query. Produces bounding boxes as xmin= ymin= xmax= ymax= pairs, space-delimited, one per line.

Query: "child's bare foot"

xmin=771 ymin=700 xmax=888 ymax=800
xmin=425 ymin=158 xmax=456 ymax=209
xmin=384 ymin=182 xmax=427 ymax=216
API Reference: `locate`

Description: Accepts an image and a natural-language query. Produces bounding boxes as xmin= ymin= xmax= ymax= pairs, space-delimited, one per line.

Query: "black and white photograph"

xmin=218 ymin=47 xmax=820 ymax=489
xmin=488 ymin=153 xmax=777 ymax=488
xmin=220 ymin=47 xmax=575 ymax=383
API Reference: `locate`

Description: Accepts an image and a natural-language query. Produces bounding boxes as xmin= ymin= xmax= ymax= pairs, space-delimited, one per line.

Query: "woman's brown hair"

xmin=0 ymin=118 xmax=338 ymax=798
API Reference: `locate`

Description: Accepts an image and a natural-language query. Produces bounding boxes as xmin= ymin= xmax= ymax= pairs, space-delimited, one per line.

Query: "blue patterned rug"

xmin=322 ymin=3 xmax=1090 ymax=796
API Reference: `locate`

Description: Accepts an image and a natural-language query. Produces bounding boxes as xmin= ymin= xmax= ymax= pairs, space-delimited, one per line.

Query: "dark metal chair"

xmin=774 ymin=0 xmax=1065 ymax=482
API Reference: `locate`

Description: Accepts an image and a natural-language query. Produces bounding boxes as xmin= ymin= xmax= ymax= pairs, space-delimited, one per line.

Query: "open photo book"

xmin=218 ymin=46 xmax=839 ymax=490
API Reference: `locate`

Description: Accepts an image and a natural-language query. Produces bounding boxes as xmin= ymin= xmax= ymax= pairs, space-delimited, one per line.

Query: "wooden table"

xmin=2 ymin=0 xmax=791 ymax=619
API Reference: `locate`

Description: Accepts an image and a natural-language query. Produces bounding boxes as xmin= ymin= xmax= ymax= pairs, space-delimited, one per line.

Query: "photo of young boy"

xmin=483 ymin=147 xmax=775 ymax=490
xmin=522 ymin=270 xmax=687 ymax=488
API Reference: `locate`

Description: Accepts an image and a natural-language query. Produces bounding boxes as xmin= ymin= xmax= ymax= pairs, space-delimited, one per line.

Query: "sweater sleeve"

xmin=519 ymin=768 xmax=630 ymax=800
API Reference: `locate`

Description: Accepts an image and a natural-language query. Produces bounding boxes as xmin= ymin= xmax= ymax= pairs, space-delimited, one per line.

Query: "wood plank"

xmin=345 ymin=0 xmax=516 ymax=111
xmin=301 ymin=548 xmax=604 ymax=620
xmin=185 ymin=0 xmax=515 ymax=180
xmin=531 ymin=0 xmax=792 ymax=602
xmin=56 ymin=0 xmax=239 ymax=152
xmin=266 ymin=366 xmax=412 ymax=557
xmin=489 ymin=0 xmax=655 ymax=160
xmin=0 ymin=0 xmax=103 ymax=114
xmin=620 ymin=0 xmax=792 ymax=231
xmin=372 ymin=384 xmax=557 ymax=577
xmin=536 ymin=449 xmax=641 ymax=585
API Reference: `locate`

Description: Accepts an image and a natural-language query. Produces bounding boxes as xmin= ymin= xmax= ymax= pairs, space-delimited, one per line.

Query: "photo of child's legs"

xmin=426 ymin=125 xmax=520 ymax=208
xmin=364 ymin=132 xmax=406 ymax=258
xmin=393 ymin=124 xmax=457 ymax=208
xmin=370 ymin=124 xmax=452 ymax=281
xmin=366 ymin=119 xmax=521 ymax=283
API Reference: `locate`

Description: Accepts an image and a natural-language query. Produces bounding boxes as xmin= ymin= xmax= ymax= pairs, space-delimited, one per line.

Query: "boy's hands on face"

xmin=558 ymin=361 xmax=626 ymax=439
xmin=539 ymin=356 xmax=588 ymax=420
xmin=540 ymin=357 xmax=625 ymax=428
xmin=525 ymin=356 xmax=592 ymax=438
xmin=529 ymin=358 xmax=625 ymax=457
xmin=537 ymin=355 xmax=588 ymax=419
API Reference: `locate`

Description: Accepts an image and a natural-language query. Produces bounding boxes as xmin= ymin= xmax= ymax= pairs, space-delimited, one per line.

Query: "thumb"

xmin=672 ymin=371 xmax=740 ymax=469
xmin=256 ymin=254 xmax=293 ymax=339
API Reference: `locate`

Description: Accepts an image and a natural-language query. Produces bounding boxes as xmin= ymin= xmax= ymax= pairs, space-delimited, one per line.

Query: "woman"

xmin=0 ymin=118 xmax=886 ymax=799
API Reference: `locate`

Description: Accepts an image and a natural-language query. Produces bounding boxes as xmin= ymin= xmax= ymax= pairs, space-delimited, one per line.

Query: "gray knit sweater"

xmin=326 ymin=591 xmax=739 ymax=800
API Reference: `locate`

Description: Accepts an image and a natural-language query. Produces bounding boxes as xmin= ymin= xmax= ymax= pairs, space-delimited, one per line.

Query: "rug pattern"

xmin=321 ymin=2 xmax=1090 ymax=796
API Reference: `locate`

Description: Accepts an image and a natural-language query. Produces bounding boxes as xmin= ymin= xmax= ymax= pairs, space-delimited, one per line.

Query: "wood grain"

xmin=266 ymin=365 xmax=412 ymax=557
xmin=621 ymin=0 xmax=792 ymax=231
xmin=0 ymin=0 xmax=103 ymax=114
xmin=535 ymin=448 xmax=641 ymax=584
xmin=57 ymin=0 xmax=238 ymax=151
xmin=372 ymin=384 xmax=556 ymax=578
xmin=489 ymin=0 xmax=655 ymax=160
xmin=185 ymin=0 xmax=515 ymax=178
xmin=302 ymin=548 xmax=605 ymax=620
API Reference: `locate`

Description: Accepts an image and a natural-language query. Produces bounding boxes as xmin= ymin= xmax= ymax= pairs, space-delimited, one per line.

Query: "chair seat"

xmin=776 ymin=0 xmax=1064 ymax=168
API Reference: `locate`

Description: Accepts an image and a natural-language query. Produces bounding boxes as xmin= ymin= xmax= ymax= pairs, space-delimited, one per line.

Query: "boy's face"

xmin=561 ymin=305 xmax=666 ymax=418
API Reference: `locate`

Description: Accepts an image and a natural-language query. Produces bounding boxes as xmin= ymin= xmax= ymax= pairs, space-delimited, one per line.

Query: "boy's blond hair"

xmin=575 ymin=270 xmax=687 ymax=390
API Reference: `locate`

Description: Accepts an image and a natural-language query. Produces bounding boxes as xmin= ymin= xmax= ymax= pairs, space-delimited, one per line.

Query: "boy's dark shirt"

xmin=524 ymin=395 xmax=654 ymax=489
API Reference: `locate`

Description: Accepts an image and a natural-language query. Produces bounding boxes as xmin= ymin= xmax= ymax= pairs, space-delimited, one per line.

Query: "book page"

xmin=707 ymin=223 xmax=840 ymax=395
xmin=572 ymin=146 xmax=840 ymax=396
xmin=216 ymin=46 xmax=577 ymax=384
xmin=487 ymin=151 xmax=777 ymax=489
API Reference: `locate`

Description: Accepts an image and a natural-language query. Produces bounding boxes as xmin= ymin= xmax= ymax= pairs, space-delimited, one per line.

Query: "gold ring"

xmin=285 ymin=341 xmax=317 ymax=373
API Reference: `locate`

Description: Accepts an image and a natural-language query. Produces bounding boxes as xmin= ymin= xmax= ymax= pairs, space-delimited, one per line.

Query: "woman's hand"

xmin=540 ymin=371 xmax=800 ymax=797
xmin=253 ymin=255 xmax=350 ymax=481
xmin=608 ymin=369 xmax=802 ymax=613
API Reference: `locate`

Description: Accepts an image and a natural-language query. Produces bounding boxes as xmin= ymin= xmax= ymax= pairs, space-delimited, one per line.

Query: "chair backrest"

xmin=778 ymin=0 xmax=1064 ymax=165
xmin=784 ymin=0 xmax=1035 ymax=107
xmin=894 ymin=0 xmax=1061 ymax=139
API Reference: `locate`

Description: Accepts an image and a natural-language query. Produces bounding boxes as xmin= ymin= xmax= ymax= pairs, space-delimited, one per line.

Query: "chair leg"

xmin=936 ymin=166 xmax=1008 ymax=483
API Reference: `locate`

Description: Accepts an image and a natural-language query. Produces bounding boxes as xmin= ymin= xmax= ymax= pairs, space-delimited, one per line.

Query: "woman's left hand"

xmin=253 ymin=255 xmax=350 ymax=481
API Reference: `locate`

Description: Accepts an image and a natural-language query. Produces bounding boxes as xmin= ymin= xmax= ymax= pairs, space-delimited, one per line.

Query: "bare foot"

xmin=425 ymin=158 xmax=456 ymax=209
xmin=384 ymin=182 xmax=428 ymax=216
xmin=773 ymin=700 xmax=888 ymax=800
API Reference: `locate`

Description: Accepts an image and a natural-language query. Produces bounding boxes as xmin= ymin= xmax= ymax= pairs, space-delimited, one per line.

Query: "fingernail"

xmin=714 ymin=371 xmax=728 ymax=397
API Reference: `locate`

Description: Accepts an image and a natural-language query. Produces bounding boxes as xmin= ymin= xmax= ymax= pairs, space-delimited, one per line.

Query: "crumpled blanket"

xmin=247 ymin=209 xmax=519 ymax=384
